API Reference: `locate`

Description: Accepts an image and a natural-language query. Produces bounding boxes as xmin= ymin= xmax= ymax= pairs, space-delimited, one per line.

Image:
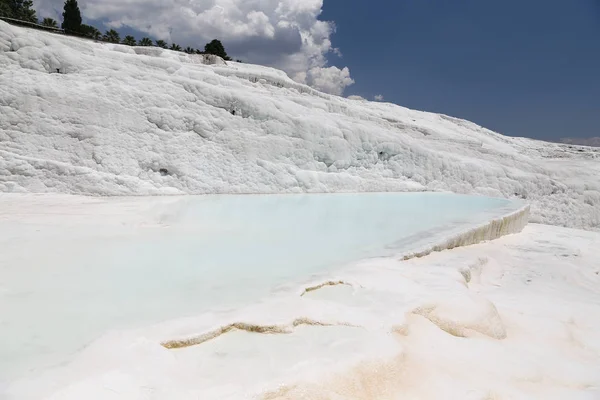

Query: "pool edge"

xmin=400 ymin=203 xmax=530 ymax=260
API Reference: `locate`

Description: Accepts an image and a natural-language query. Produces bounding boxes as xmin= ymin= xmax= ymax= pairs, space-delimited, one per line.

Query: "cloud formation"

xmin=305 ymin=66 xmax=354 ymax=96
xmin=34 ymin=0 xmax=354 ymax=95
xmin=374 ymin=94 xmax=384 ymax=101
xmin=347 ymin=95 xmax=366 ymax=101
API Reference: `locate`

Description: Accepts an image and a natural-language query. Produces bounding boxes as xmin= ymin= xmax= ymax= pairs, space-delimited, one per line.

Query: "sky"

xmin=321 ymin=0 xmax=600 ymax=141
xmin=33 ymin=0 xmax=599 ymax=142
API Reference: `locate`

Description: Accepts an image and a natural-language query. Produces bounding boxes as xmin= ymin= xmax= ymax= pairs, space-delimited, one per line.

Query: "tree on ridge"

xmin=122 ymin=35 xmax=136 ymax=46
xmin=1 ymin=0 xmax=37 ymax=22
xmin=61 ymin=0 xmax=82 ymax=33
xmin=139 ymin=37 xmax=152 ymax=46
xmin=80 ymin=24 xmax=101 ymax=39
xmin=41 ymin=17 xmax=58 ymax=28
xmin=0 ymin=0 xmax=11 ymax=18
xmin=204 ymin=39 xmax=231 ymax=60
xmin=103 ymin=29 xmax=120 ymax=43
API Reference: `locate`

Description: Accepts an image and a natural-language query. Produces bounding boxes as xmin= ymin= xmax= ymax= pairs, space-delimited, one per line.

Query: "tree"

xmin=2 ymin=0 xmax=37 ymax=22
xmin=139 ymin=37 xmax=152 ymax=46
xmin=41 ymin=17 xmax=59 ymax=28
xmin=195 ymin=49 xmax=204 ymax=54
xmin=80 ymin=24 xmax=101 ymax=39
xmin=169 ymin=43 xmax=182 ymax=51
xmin=155 ymin=39 xmax=167 ymax=48
xmin=61 ymin=0 xmax=82 ymax=33
xmin=0 ymin=0 xmax=12 ymax=17
xmin=103 ymin=29 xmax=120 ymax=43
xmin=184 ymin=46 xmax=195 ymax=54
xmin=122 ymin=35 xmax=136 ymax=46
xmin=204 ymin=39 xmax=230 ymax=60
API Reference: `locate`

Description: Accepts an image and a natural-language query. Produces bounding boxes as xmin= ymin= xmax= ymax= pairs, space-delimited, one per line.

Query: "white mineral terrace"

xmin=0 ymin=192 xmax=544 ymax=399
xmin=1 ymin=18 xmax=599 ymax=400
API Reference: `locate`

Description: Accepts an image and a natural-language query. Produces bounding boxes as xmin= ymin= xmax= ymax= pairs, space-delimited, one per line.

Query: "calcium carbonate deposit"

xmin=1 ymin=20 xmax=599 ymax=400
xmin=1 ymin=20 xmax=598 ymax=230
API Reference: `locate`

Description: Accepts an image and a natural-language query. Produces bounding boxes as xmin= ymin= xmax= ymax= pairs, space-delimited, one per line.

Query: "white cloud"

xmin=374 ymin=94 xmax=384 ymax=101
xmin=305 ymin=66 xmax=354 ymax=96
xmin=33 ymin=0 xmax=354 ymax=95
xmin=347 ymin=95 xmax=365 ymax=101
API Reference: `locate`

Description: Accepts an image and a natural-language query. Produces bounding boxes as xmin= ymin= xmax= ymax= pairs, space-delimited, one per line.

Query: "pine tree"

xmin=122 ymin=35 xmax=136 ymax=46
xmin=61 ymin=0 xmax=82 ymax=32
xmin=3 ymin=0 xmax=37 ymax=22
xmin=204 ymin=39 xmax=230 ymax=60
xmin=0 ymin=0 xmax=11 ymax=17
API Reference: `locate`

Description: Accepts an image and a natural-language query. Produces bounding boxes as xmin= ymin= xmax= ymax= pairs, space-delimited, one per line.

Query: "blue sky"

xmin=321 ymin=0 xmax=600 ymax=141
